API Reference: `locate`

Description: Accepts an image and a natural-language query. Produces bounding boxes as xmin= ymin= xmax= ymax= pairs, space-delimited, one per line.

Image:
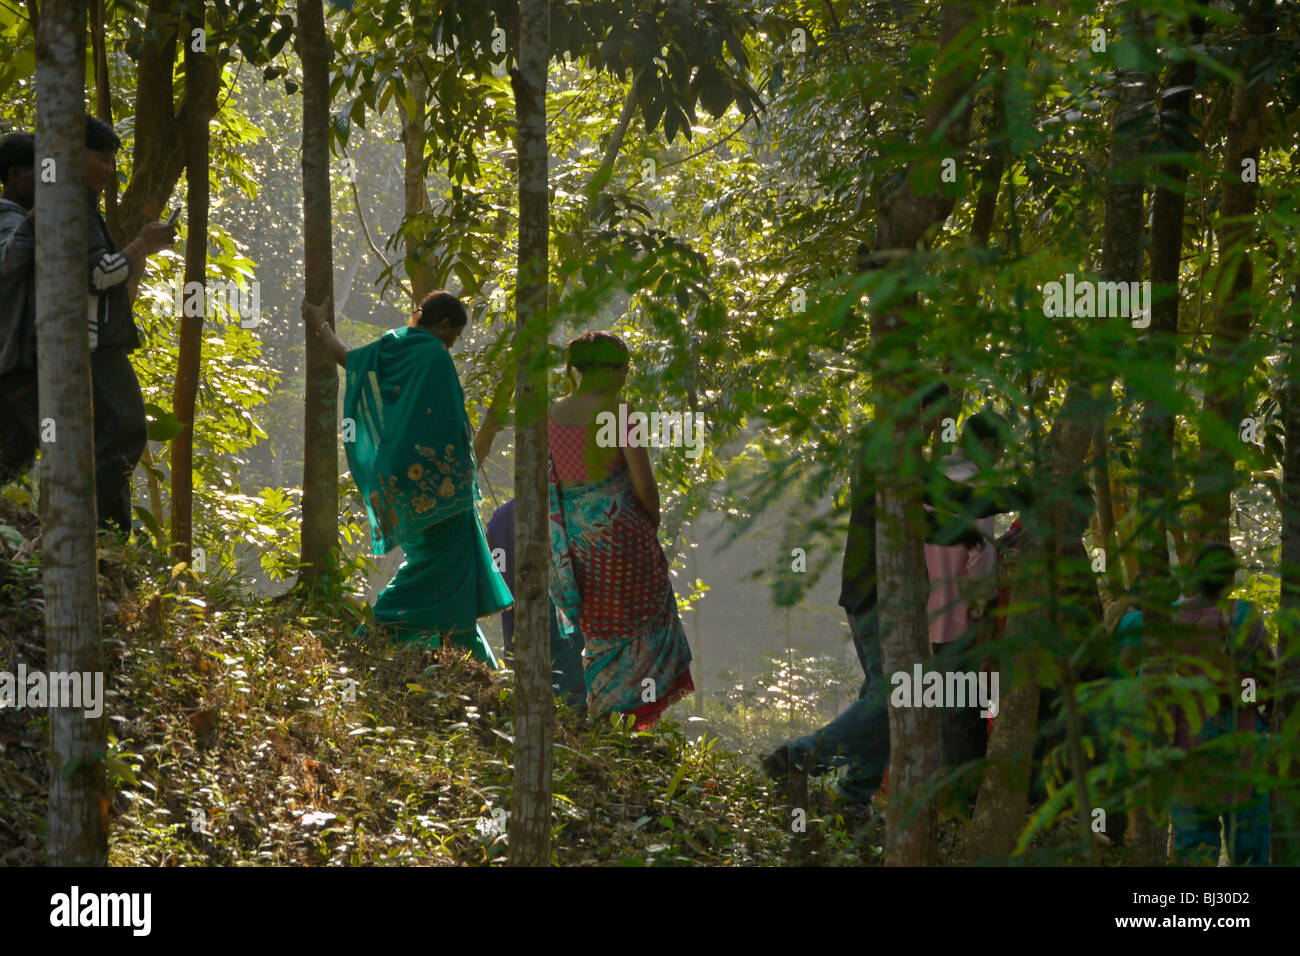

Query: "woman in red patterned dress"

xmin=547 ymin=332 xmax=694 ymax=727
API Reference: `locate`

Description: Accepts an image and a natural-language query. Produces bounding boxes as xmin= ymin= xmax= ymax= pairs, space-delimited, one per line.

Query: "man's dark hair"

xmin=416 ymin=290 xmax=468 ymax=329
xmin=85 ymin=114 xmax=122 ymax=152
xmin=0 ymin=132 xmax=35 ymax=185
xmin=919 ymin=381 xmax=950 ymax=410
xmin=567 ymin=331 xmax=629 ymax=371
xmin=1192 ymin=542 xmax=1237 ymax=599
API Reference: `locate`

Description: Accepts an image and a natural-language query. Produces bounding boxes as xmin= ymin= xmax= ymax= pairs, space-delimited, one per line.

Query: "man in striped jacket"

xmin=81 ymin=115 xmax=176 ymax=533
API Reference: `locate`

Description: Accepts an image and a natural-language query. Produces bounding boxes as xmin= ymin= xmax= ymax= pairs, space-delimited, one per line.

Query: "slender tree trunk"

xmin=1058 ymin=541 xmax=1098 ymax=863
xmin=971 ymin=12 xmax=1152 ymax=859
xmin=36 ymin=0 xmax=106 ymax=867
xmin=170 ymin=8 xmax=213 ymax=564
xmin=1276 ymin=275 xmax=1300 ymax=864
xmin=91 ymin=0 xmax=115 ymax=218
xmin=297 ymin=0 xmax=338 ymax=587
xmin=400 ymin=62 xmax=434 ymax=303
xmin=969 ymin=51 xmax=1005 ymax=251
xmin=140 ymin=446 xmax=166 ymax=550
xmin=1091 ymin=422 xmax=1124 ymax=601
xmin=108 ymin=0 xmax=195 ymax=244
xmin=1130 ymin=16 xmax=1202 ymax=862
xmin=868 ymin=0 xmax=978 ymax=867
xmin=509 ymin=0 xmax=553 ymax=867
xmin=690 ymin=522 xmax=703 ymax=707
xmin=875 ymin=466 xmax=944 ymax=865
xmin=581 ymin=74 xmax=640 ymax=222
xmin=966 ymin=624 xmax=1039 ymax=860
xmin=1108 ymin=483 xmax=1140 ymax=587
xmin=1193 ymin=15 xmax=1275 ymax=545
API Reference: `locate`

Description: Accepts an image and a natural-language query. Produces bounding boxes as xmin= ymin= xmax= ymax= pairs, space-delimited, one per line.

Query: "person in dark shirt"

xmin=3 ymin=117 xmax=176 ymax=531
xmin=81 ymin=115 xmax=176 ymax=533
xmin=0 ymin=132 xmax=39 ymax=484
xmin=485 ymin=498 xmax=587 ymax=716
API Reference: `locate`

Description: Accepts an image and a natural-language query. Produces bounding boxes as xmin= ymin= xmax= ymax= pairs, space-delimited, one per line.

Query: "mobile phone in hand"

xmin=165 ymin=206 xmax=181 ymax=226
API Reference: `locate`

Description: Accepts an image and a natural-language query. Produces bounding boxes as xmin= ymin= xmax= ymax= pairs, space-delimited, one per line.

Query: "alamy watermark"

xmin=890 ymin=664 xmax=999 ymax=718
xmin=1041 ymin=273 xmax=1151 ymax=327
xmin=0 ymin=664 xmax=103 ymax=718
xmin=594 ymin=402 xmax=705 ymax=460
xmin=49 ymin=886 xmax=150 ymax=936
xmin=170 ymin=279 xmax=262 ymax=329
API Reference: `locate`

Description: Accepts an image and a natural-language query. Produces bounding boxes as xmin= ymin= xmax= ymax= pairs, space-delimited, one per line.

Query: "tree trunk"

xmin=36 ymin=0 xmax=106 ymax=867
xmin=867 ymin=0 xmax=978 ymax=867
xmin=296 ymin=0 xmax=338 ymax=588
xmin=1108 ymin=482 xmax=1140 ymax=587
xmin=91 ymin=0 xmax=115 ymax=219
xmin=140 ymin=446 xmax=166 ymax=550
xmin=875 ymin=470 xmax=944 ymax=865
xmin=966 ymin=642 xmax=1038 ymax=861
xmin=1276 ymin=275 xmax=1300 ymax=865
xmin=581 ymin=74 xmax=640 ymax=222
xmin=109 ymin=0 xmax=222 ymax=246
xmin=1058 ymin=540 xmax=1099 ymax=863
xmin=1091 ymin=422 xmax=1125 ymax=601
xmin=170 ymin=7 xmax=214 ymax=564
xmin=970 ymin=12 xmax=1152 ymax=857
xmin=400 ymin=62 xmax=434 ymax=303
xmin=969 ymin=50 xmax=1005 ymax=251
xmin=1193 ymin=22 xmax=1274 ymax=545
xmin=509 ymin=0 xmax=553 ymax=867
xmin=1130 ymin=16 xmax=1203 ymax=862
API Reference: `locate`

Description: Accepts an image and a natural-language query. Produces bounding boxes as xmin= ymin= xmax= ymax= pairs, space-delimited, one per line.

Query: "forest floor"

xmin=1 ymin=497 xmax=1131 ymax=866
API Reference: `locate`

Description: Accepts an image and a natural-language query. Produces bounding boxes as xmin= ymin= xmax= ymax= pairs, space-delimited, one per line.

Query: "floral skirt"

xmin=372 ymin=506 xmax=512 ymax=668
xmin=549 ymin=462 xmax=693 ymax=725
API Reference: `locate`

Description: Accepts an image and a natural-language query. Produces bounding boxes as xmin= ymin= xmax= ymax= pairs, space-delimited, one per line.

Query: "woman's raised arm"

xmin=302 ymin=297 xmax=348 ymax=368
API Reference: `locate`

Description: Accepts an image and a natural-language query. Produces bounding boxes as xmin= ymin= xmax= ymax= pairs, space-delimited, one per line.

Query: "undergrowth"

xmin=2 ymin=497 xmax=1129 ymax=866
xmin=1 ymin=499 xmax=805 ymax=866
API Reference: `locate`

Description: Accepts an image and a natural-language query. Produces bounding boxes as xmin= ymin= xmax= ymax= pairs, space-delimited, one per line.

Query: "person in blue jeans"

xmin=1115 ymin=543 xmax=1272 ymax=865
xmin=1168 ymin=711 xmax=1271 ymax=865
xmin=779 ymin=605 xmax=887 ymax=807
xmin=486 ymin=498 xmax=588 ymax=717
xmin=762 ymin=383 xmax=962 ymax=808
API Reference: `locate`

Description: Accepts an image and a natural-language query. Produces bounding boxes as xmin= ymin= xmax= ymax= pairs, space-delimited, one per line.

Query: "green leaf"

xmin=665 ymin=761 xmax=689 ymax=801
xmin=132 ymin=505 xmax=164 ymax=541
xmin=144 ymin=404 xmax=186 ymax=442
xmin=264 ymin=22 xmax=294 ymax=59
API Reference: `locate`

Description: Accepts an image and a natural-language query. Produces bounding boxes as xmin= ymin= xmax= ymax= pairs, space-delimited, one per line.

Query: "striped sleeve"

xmin=90 ymin=250 xmax=131 ymax=291
xmin=86 ymin=207 xmax=130 ymax=292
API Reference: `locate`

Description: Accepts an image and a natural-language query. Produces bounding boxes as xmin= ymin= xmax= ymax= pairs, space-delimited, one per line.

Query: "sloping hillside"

xmin=1 ymin=499 xmax=804 ymax=866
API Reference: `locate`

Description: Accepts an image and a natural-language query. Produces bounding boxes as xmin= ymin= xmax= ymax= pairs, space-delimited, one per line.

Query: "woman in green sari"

xmin=301 ymin=291 xmax=512 ymax=667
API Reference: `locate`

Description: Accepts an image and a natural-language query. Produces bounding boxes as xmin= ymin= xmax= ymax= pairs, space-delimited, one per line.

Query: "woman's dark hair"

xmin=85 ymin=114 xmax=121 ymax=152
xmin=0 ymin=132 xmax=35 ymax=184
xmin=566 ymin=331 xmax=628 ymax=372
xmin=416 ymin=290 xmax=468 ymax=330
xmin=965 ymin=408 xmax=1010 ymax=455
xmin=966 ymin=408 xmax=1007 ymax=442
xmin=1192 ymin=542 xmax=1237 ymax=599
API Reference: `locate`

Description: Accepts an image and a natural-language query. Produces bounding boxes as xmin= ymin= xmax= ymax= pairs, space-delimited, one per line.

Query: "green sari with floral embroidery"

xmin=343 ymin=326 xmax=512 ymax=666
